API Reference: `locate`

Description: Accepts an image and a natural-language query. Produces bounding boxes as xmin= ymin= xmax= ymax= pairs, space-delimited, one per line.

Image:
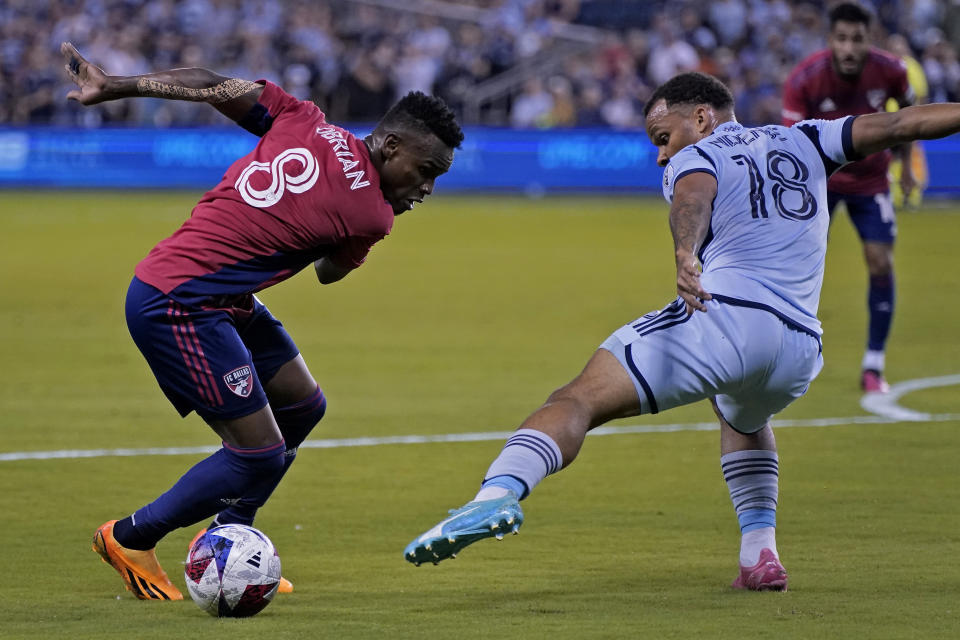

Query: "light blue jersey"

xmin=662 ymin=117 xmax=858 ymax=337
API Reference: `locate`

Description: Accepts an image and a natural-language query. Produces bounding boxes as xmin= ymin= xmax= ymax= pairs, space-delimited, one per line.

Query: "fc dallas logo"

xmin=223 ymin=365 xmax=253 ymax=398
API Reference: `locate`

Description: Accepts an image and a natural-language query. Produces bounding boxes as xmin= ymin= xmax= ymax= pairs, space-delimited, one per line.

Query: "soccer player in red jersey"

xmin=782 ymin=2 xmax=914 ymax=393
xmin=61 ymin=42 xmax=463 ymax=600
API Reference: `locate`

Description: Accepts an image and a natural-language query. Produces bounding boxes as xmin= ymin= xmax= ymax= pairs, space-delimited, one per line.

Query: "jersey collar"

xmin=713 ymin=121 xmax=743 ymax=135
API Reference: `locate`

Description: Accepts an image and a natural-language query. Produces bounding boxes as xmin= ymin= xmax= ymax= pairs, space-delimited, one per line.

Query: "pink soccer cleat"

xmin=861 ymin=369 xmax=890 ymax=394
xmin=731 ymin=548 xmax=788 ymax=591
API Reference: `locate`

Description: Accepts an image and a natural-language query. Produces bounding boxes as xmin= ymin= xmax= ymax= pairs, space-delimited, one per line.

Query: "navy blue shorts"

xmin=125 ymin=277 xmax=300 ymax=421
xmin=827 ymin=191 xmax=897 ymax=244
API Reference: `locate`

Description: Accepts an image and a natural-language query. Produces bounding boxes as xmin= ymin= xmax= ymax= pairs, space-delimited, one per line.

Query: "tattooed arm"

xmin=61 ymin=42 xmax=263 ymax=124
xmin=668 ymin=171 xmax=717 ymax=315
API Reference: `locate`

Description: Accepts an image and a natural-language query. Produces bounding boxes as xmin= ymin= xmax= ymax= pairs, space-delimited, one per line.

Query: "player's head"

xmin=643 ymin=72 xmax=735 ymax=166
xmin=828 ymin=2 xmax=872 ymax=78
xmin=368 ymin=91 xmax=463 ymax=215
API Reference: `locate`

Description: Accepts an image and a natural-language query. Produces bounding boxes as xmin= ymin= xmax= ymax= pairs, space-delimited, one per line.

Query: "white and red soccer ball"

xmin=184 ymin=524 xmax=281 ymax=617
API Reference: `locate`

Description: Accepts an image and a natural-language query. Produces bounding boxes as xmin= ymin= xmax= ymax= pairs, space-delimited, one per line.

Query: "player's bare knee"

xmin=866 ymin=255 xmax=893 ymax=276
xmin=208 ymin=405 xmax=283 ymax=450
xmin=864 ymin=243 xmax=894 ymax=276
xmin=545 ymin=383 xmax=585 ymax=411
xmin=264 ymin=356 xmax=318 ymax=407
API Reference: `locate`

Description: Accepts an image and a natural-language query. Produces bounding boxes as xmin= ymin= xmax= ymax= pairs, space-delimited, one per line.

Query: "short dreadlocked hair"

xmin=643 ymin=72 xmax=735 ymax=118
xmin=376 ymin=91 xmax=464 ymax=149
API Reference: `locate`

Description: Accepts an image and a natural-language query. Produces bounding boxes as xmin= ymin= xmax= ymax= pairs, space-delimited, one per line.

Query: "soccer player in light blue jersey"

xmin=405 ymin=72 xmax=960 ymax=590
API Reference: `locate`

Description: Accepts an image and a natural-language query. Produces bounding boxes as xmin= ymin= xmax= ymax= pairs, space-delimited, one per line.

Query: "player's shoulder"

xmin=667 ymin=142 xmax=716 ymax=172
xmin=259 ymin=80 xmax=326 ymax=123
xmin=866 ymin=47 xmax=906 ymax=68
xmin=788 ymin=49 xmax=832 ymax=84
xmin=787 ymin=117 xmax=833 ymax=143
xmin=662 ymin=140 xmax=723 ymax=196
xmin=865 ymin=47 xmax=908 ymax=77
xmin=795 ymin=49 xmax=832 ymax=69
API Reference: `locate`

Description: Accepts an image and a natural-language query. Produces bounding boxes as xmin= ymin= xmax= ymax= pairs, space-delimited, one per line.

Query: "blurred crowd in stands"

xmin=2 ymin=0 xmax=960 ymax=128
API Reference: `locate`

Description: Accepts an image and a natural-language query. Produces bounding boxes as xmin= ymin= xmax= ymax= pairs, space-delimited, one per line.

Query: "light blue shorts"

xmin=600 ymin=297 xmax=823 ymax=434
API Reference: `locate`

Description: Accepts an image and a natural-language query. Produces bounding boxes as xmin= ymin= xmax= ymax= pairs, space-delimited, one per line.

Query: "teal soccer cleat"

xmin=404 ymin=493 xmax=523 ymax=565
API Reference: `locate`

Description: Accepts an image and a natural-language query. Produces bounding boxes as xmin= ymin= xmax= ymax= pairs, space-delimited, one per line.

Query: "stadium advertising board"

xmin=1 ymin=127 xmax=959 ymax=193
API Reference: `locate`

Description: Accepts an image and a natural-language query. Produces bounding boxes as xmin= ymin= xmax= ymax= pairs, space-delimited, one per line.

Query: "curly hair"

xmin=643 ymin=72 xmax=735 ymax=118
xmin=377 ymin=91 xmax=464 ymax=149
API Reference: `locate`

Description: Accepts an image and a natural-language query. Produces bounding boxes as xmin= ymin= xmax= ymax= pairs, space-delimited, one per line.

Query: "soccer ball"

xmin=184 ymin=524 xmax=282 ymax=617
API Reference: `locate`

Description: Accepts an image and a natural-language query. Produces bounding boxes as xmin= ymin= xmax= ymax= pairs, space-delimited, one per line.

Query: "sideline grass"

xmin=1 ymin=192 xmax=958 ymax=638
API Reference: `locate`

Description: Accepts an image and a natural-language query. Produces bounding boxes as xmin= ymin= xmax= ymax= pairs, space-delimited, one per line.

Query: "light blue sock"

xmin=737 ymin=507 xmax=777 ymax=532
xmin=478 ymin=429 xmax=563 ymax=500
xmin=480 ymin=475 xmax=527 ymax=498
xmin=721 ymin=449 xmax=780 ymax=565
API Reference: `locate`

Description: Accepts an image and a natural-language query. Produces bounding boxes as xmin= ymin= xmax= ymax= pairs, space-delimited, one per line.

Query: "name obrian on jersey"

xmin=135 ymin=81 xmax=395 ymax=306
xmin=662 ymin=118 xmax=858 ymax=337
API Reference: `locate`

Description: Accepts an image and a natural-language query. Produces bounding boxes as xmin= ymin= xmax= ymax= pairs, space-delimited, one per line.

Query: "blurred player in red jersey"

xmin=61 ymin=42 xmax=463 ymax=600
xmin=782 ymin=2 xmax=913 ymax=393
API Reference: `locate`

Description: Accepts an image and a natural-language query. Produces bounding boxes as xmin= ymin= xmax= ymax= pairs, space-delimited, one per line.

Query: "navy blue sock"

xmin=216 ymin=387 xmax=326 ymax=526
xmin=867 ymin=273 xmax=894 ymax=352
xmin=113 ymin=440 xmax=286 ymax=550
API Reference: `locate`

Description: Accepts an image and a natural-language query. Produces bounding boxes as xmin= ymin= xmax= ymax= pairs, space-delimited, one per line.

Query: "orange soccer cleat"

xmin=190 ymin=527 xmax=294 ymax=593
xmin=92 ymin=520 xmax=183 ymax=600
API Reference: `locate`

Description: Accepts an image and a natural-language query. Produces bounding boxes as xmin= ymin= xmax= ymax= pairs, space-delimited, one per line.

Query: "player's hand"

xmin=61 ymin=42 xmax=111 ymax=105
xmin=676 ymin=251 xmax=711 ymax=314
xmin=900 ymin=164 xmax=917 ymax=200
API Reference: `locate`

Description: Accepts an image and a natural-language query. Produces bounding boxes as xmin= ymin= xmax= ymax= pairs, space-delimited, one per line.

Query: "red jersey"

xmin=135 ymin=81 xmax=394 ymax=306
xmin=782 ymin=48 xmax=911 ymax=195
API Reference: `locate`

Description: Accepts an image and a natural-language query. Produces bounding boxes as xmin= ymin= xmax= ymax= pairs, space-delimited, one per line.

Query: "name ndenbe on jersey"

xmin=317 ymin=126 xmax=371 ymax=191
xmin=707 ymin=126 xmax=785 ymax=149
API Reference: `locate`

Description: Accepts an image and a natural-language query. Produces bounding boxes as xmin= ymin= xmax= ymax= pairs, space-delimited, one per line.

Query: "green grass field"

xmin=2 ymin=192 xmax=959 ymax=639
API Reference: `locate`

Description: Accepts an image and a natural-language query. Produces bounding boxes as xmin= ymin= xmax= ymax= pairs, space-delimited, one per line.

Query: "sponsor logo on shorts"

xmin=223 ymin=365 xmax=253 ymax=398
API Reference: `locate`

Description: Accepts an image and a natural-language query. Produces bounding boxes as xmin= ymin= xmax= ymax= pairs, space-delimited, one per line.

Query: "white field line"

xmin=2 ymin=375 xmax=958 ymax=463
xmin=860 ymin=373 xmax=960 ymax=421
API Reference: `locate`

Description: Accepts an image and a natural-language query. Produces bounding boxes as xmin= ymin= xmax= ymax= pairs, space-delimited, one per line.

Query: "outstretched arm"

xmin=669 ymin=171 xmax=717 ymax=315
xmin=852 ymin=103 xmax=960 ymax=158
xmin=61 ymin=42 xmax=263 ymax=124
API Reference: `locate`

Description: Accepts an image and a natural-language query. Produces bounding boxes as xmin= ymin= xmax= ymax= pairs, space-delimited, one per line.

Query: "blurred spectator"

xmin=410 ymin=14 xmax=452 ymax=59
xmin=735 ymin=67 xmax=781 ymax=126
xmin=543 ymin=75 xmax=577 ymax=127
xmin=333 ymin=41 xmax=396 ymax=123
xmin=679 ymin=7 xmax=718 ymax=53
xmin=887 ymin=32 xmax=929 ymax=105
xmin=600 ymin=78 xmax=641 ymax=128
xmin=947 ymin=1 xmax=960 ymax=51
xmin=3 ymin=0 xmax=959 ymax=129
xmin=646 ymin=16 xmax=699 ymax=86
xmin=575 ymin=82 xmax=606 ymax=127
xmin=434 ymin=22 xmax=494 ymax=118
xmin=708 ymin=0 xmax=748 ymax=47
xmin=922 ymin=33 xmax=960 ymax=103
xmin=510 ymin=76 xmax=553 ymax=128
